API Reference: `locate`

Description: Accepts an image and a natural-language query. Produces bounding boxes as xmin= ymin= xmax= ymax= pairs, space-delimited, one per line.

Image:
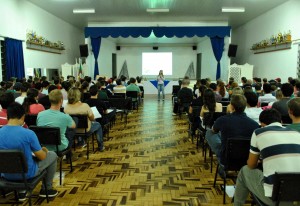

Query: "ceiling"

xmin=27 ymin=0 xmax=289 ymax=45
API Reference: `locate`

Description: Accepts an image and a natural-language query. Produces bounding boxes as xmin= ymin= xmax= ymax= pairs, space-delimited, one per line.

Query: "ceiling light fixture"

xmin=73 ymin=9 xmax=95 ymax=14
xmin=146 ymin=8 xmax=169 ymax=13
xmin=222 ymin=7 xmax=245 ymax=13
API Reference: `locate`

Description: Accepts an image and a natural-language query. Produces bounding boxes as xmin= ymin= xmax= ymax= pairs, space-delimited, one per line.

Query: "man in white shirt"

xmin=257 ymin=83 xmax=276 ymax=107
xmin=244 ymin=92 xmax=262 ymax=123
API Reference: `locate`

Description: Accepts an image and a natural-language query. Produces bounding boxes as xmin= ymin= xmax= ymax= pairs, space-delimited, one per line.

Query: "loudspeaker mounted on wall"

xmin=153 ymin=46 xmax=158 ymax=50
xmin=192 ymin=46 xmax=197 ymax=50
xmin=228 ymin=44 xmax=238 ymax=57
xmin=116 ymin=46 xmax=121 ymax=50
xmin=79 ymin=44 xmax=88 ymax=57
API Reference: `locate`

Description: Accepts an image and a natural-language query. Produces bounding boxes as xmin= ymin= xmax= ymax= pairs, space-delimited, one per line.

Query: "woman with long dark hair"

xmin=200 ymin=88 xmax=222 ymax=118
xmin=22 ymin=88 xmax=45 ymax=114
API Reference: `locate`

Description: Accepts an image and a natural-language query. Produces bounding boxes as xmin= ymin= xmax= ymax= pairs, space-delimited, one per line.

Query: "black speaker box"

xmin=228 ymin=44 xmax=238 ymax=57
xmin=79 ymin=44 xmax=88 ymax=57
xmin=153 ymin=46 xmax=158 ymax=50
xmin=193 ymin=46 xmax=197 ymax=50
xmin=116 ymin=46 xmax=121 ymax=50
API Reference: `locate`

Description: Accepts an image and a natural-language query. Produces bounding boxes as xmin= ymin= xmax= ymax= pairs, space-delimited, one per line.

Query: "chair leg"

xmin=86 ymin=138 xmax=89 ymax=159
xmin=210 ymin=149 xmax=213 ymax=173
xmin=43 ymin=177 xmax=49 ymax=203
xmin=60 ymin=158 xmax=62 ymax=185
xmin=69 ymin=152 xmax=73 ymax=172
xmin=223 ymin=173 xmax=226 ymax=204
xmin=28 ymin=191 xmax=32 ymax=206
xmin=213 ymin=164 xmax=219 ymax=187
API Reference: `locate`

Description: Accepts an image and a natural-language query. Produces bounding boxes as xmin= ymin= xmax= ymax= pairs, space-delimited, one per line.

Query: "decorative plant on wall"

xmin=26 ymin=30 xmax=65 ymax=49
xmin=251 ymin=31 xmax=292 ymax=50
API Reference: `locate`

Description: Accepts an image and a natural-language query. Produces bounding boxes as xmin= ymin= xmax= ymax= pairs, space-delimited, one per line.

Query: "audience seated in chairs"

xmin=287 ymin=98 xmax=300 ymax=131
xmin=37 ymin=89 xmax=77 ymax=159
xmin=126 ymin=77 xmax=141 ymax=101
xmin=80 ymin=81 xmax=91 ymax=102
xmin=216 ymin=81 xmax=229 ymax=99
xmin=113 ymin=79 xmax=126 ymax=94
xmin=22 ymin=88 xmax=45 ymax=115
xmin=234 ymin=109 xmax=300 ymax=206
xmin=272 ymin=83 xmax=293 ymax=117
xmin=0 ymin=102 xmax=58 ymax=200
xmin=244 ymin=91 xmax=263 ymax=123
xmin=209 ymin=83 xmax=222 ymax=102
xmin=64 ymin=87 xmax=105 ymax=152
xmin=0 ymin=92 xmax=15 ymax=127
xmin=172 ymin=78 xmax=193 ymax=116
xmin=200 ymin=89 xmax=222 ymax=119
xmin=205 ymin=94 xmax=259 ymax=168
xmin=38 ymin=85 xmax=58 ymax=110
xmin=258 ymin=83 xmax=276 ymax=107
xmin=85 ymin=85 xmax=116 ymax=128
xmin=15 ymin=82 xmax=31 ymax=105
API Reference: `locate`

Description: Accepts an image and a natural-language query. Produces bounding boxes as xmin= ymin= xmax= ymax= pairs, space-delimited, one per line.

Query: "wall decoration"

xmin=251 ymin=31 xmax=292 ymax=50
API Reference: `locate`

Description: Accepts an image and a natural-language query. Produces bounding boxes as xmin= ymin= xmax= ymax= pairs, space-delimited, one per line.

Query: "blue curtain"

xmin=5 ymin=38 xmax=25 ymax=80
xmin=91 ymin=37 xmax=101 ymax=79
xmin=210 ymin=37 xmax=224 ymax=80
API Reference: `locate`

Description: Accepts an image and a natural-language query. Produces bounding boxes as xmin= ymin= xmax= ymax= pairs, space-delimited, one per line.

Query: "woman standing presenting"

xmin=157 ymin=70 xmax=165 ymax=101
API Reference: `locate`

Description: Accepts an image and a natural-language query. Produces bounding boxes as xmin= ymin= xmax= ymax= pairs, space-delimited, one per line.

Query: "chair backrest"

xmin=0 ymin=150 xmax=27 ymax=173
xmin=261 ymin=102 xmax=269 ymax=107
xmin=112 ymin=93 xmax=126 ymax=98
xmin=70 ymin=115 xmax=88 ymax=130
xmin=172 ymin=85 xmax=180 ymax=95
xmin=220 ymin=101 xmax=230 ymax=106
xmin=29 ymin=126 xmax=61 ymax=152
xmin=126 ymin=91 xmax=138 ymax=99
xmin=25 ymin=114 xmax=38 ymax=127
xmin=224 ymin=138 xmax=251 ymax=171
xmin=189 ymin=106 xmax=201 ymax=122
xmin=139 ymin=86 xmax=144 ymax=98
xmin=271 ymin=172 xmax=300 ymax=203
xmin=108 ymin=98 xmax=129 ymax=110
xmin=203 ymin=112 xmax=227 ymax=128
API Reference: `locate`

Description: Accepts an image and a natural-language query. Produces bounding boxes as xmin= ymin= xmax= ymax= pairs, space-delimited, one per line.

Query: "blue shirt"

xmin=0 ymin=125 xmax=41 ymax=180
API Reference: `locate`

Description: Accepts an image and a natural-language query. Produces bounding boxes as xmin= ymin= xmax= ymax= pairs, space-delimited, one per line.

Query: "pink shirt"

xmin=29 ymin=104 xmax=45 ymax=114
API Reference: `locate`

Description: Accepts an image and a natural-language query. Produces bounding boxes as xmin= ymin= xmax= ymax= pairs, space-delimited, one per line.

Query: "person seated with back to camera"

xmin=85 ymin=85 xmax=116 ymax=128
xmin=172 ymin=78 xmax=193 ymax=116
xmin=244 ymin=91 xmax=263 ymax=123
xmin=113 ymin=79 xmax=126 ymax=94
xmin=37 ymin=89 xmax=77 ymax=161
xmin=205 ymin=94 xmax=259 ymax=170
xmin=64 ymin=87 xmax=105 ymax=152
xmin=234 ymin=109 xmax=300 ymax=206
xmin=22 ymin=88 xmax=45 ymax=115
xmin=0 ymin=102 xmax=58 ymax=200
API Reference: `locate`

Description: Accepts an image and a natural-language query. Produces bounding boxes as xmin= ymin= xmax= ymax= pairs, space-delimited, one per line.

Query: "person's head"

xmin=81 ymin=81 xmax=89 ymax=91
xmin=13 ymin=82 xmax=22 ymax=92
xmin=49 ymin=89 xmax=63 ymax=105
xmin=130 ymin=77 xmax=136 ymax=84
xmin=84 ymin=76 xmax=92 ymax=83
xmin=41 ymin=76 xmax=47 ymax=82
xmin=89 ymin=85 xmax=98 ymax=96
xmin=67 ymin=87 xmax=81 ymax=104
xmin=116 ymin=79 xmax=122 ymax=85
xmin=42 ymin=81 xmax=49 ymax=89
xmin=48 ymin=85 xmax=57 ymax=94
xmin=209 ymin=83 xmax=217 ymax=91
xmin=181 ymin=78 xmax=190 ymax=86
xmin=54 ymin=78 xmax=60 ymax=85
xmin=200 ymin=79 xmax=207 ymax=86
xmin=159 ymin=70 xmax=163 ymax=75
xmin=230 ymin=94 xmax=247 ymax=113
xmin=22 ymin=82 xmax=31 ymax=93
xmin=232 ymin=87 xmax=243 ymax=96
xmin=288 ymin=77 xmax=294 ymax=83
xmin=121 ymin=76 xmax=127 ymax=82
xmin=34 ymin=82 xmax=43 ymax=91
xmin=244 ymin=92 xmax=258 ymax=107
xmin=62 ymin=81 xmax=71 ymax=91
xmin=259 ymin=109 xmax=281 ymax=126
xmin=275 ymin=78 xmax=281 ymax=83
xmin=7 ymin=102 xmax=25 ymax=121
xmin=137 ymin=77 xmax=142 ymax=83
xmin=243 ymin=86 xmax=253 ymax=94
xmin=288 ymin=98 xmax=300 ymax=119
xmin=254 ymin=83 xmax=262 ymax=91
xmin=263 ymin=78 xmax=268 ymax=83
xmin=241 ymin=77 xmax=247 ymax=84
xmin=280 ymin=83 xmax=293 ymax=97
xmin=263 ymin=83 xmax=272 ymax=94
xmin=217 ymin=81 xmax=226 ymax=97
xmin=231 ymin=82 xmax=239 ymax=89
xmin=0 ymin=92 xmax=14 ymax=109
xmin=0 ymin=81 xmax=6 ymax=89
xmin=229 ymin=77 xmax=234 ymax=82
xmin=275 ymin=90 xmax=283 ymax=100
xmin=203 ymin=89 xmax=216 ymax=112
xmin=5 ymin=81 xmax=13 ymax=90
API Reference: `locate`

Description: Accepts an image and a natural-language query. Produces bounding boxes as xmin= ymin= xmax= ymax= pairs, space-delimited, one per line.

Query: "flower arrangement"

xmin=26 ymin=30 xmax=65 ymax=50
xmin=251 ymin=31 xmax=292 ymax=50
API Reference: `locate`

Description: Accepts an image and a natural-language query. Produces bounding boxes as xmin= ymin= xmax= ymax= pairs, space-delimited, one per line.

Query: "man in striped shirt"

xmin=234 ymin=109 xmax=300 ymax=206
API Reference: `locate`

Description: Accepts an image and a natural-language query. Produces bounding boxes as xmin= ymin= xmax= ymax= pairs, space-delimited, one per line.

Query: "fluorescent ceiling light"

xmin=222 ymin=7 xmax=245 ymax=13
xmin=147 ymin=8 xmax=169 ymax=13
xmin=73 ymin=9 xmax=95 ymax=14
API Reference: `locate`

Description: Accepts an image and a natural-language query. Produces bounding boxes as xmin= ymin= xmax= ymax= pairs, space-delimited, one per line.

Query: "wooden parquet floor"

xmin=0 ymin=94 xmax=252 ymax=206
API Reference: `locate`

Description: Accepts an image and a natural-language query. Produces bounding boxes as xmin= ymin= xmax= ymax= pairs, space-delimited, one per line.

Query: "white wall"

xmin=0 ymin=0 xmax=84 ymax=79
xmin=232 ymin=0 xmax=300 ymax=81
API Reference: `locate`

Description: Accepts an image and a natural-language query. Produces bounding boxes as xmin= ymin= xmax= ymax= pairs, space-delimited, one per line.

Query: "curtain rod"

xmin=0 ymin=35 xmax=25 ymax=42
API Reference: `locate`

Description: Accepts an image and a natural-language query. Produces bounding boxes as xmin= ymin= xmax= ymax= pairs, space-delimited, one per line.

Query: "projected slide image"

xmin=142 ymin=52 xmax=172 ymax=75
